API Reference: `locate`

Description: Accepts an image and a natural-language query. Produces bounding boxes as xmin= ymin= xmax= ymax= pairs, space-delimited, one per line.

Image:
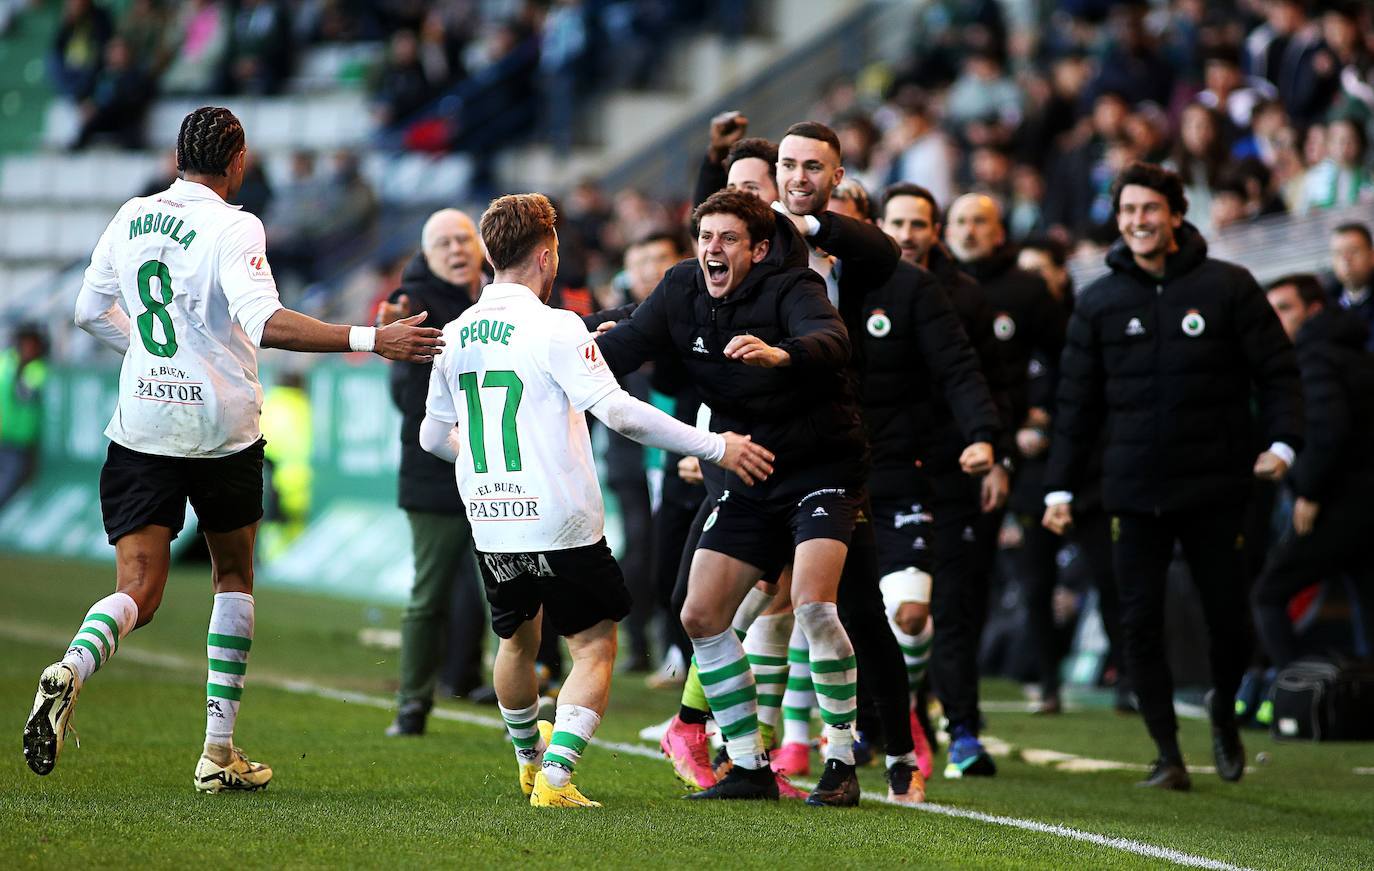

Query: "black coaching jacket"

xmin=1045 ymin=223 xmax=1303 ymax=514
xmin=1289 ymin=307 xmax=1374 ymax=504
xmin=595 ymin=252 xmax=866 ymax=498
xmin=806 ymin=214 xmax=1002 ymax=499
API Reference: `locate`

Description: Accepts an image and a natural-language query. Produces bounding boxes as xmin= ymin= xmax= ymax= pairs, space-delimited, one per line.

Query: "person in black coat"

xmin=377 ymin=208 xmax=486 ymax=735
xmin=1322 ymin=222 xmax=1374 ymax=351
xmin=1044 ymin=162 xmax=1303 ymax=790
xmin=1254 ymin=274 xmax=1374 ymax=668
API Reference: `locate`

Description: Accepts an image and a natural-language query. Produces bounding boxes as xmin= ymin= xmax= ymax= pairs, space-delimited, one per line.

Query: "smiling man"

xmin=595 ymin=189 xmax=867 ymax=804
xmin=1043 ymin=162 xmax=1302 ymax=790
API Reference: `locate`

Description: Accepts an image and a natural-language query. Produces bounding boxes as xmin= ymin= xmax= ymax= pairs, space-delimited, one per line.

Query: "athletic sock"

xmin=796 ymin=601 xmax=858 ymax=766
xmin=731 ymin=585 xmax=775 ymax=638
xmin=205 ymin=592 xmax=254 ymax=760
xmin=743 ymin=611 xmax=793 ymax=750
xmin=500 ymin=701 xmax=545 ymax=766
xmin=679 ymin=661 xmax=709 ymax=715
xmin=893 ymin=620 xmax=933 ymax=693
xmin=543 ymin=704 xmax=601 ymax=788
xmin=61 ymin=592 xmax=138 ymax=685
xmin=886 ymin=751 xmax=918 ymax=769
xmin=692 ymin=628 xmax=766 ymax=769
xmin=781 ymin=619 xmax=815 ymax=746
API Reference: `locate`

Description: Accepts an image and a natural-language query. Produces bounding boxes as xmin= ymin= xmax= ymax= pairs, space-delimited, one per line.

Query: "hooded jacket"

xmin=1045 ymin=223 xmax=1303 ymax=513
xmin=388 ymin=251 xmax=478 ymax=513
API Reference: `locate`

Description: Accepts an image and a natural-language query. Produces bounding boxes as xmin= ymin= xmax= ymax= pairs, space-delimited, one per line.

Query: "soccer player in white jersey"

xmin=419 ymin=193 xmax=774 ymax=808
xmin=22 ymin=106 xmax=443 ymax=791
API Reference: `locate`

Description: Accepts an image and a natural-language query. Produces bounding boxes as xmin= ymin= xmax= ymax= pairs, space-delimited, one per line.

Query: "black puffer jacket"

xmin=958 ymin=246 xmax=1068 ymax=429
xmin=596 ymin=255 xmax=865 ymax=497
xmin=1289 ymin=307 xmax=1374 ymax=503
xmin=1045 ymin=224 xmax=1303 ymax=513
xmin=388 ymin=252 xmax=478 ymax=513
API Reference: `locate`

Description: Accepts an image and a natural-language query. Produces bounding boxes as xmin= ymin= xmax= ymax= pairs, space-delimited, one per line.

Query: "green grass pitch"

xmin=2 ymin=554 xmax=1372 ymax=869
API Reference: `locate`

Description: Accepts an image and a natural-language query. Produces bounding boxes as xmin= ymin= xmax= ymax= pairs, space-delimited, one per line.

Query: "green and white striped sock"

xmin=744 ymin=612 xmax=793 ymax=749
xmin=61 ymin=592 xmax=138 ymax=684
xmin=796 ymin=602 xmax=858 ymax=765
xmin=499 ymin=701 xmax=544 ymax=764
xmin=543 ymin=704 xmax=601 ymax=788
xmin=205 ymin=592 xmax=254 ymax=751
xmin=894 ymin=620 xmax=933 ymax=692
xmin=693 ymin=628 xmax=766 ymax=769
xmin=781 ymin=620 xmax=814 ymax=746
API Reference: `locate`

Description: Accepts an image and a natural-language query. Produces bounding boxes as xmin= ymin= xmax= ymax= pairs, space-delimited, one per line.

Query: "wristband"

xmin=349 ymin=326 xmax=376 ymax=353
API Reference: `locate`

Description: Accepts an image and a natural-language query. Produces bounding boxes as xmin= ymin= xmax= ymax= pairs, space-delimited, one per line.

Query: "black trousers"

xmin=928 ymin=480 xmax=1003 ymax=732
xmin=610 ymin=472 xmax=654 ymax=664
xmin=653 ymin=493 xmax=702 ymax=661
xmin=1253 ymin=493 xmax=1374 ymax=668
xmin=1020 ymin=508 xmax=1122 ymax=698
xmin=1113 ymin=507 xmax=1252 ymax=756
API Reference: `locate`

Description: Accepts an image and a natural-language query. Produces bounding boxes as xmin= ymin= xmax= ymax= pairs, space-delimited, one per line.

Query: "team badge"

xmin=866 ymin=309 xmax=892 ymax=337
xmin=1181 ymin=310 xmax=1206 ymax=337
xmin=993 ymin=313 xmax=1016 ymax=341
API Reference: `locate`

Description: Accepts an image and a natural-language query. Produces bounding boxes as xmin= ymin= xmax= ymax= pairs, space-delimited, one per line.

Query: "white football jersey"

xmin=426 ymin=283 xmax=620 ymax=553
xmin=78 ymin=179 xmax=284 ymax=458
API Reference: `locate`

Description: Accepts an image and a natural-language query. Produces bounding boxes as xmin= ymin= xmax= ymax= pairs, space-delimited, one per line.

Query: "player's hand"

xmin=375 ymin=311 xmax=444 ymax=362
xmin=1016 ymin=427 xmax=1049 ymax=458
xmin=717 ymin=432 xmax=775 ymax=486
xmin=980 ymin=464 xmax=1009 ymax=513
xmin=677 ymin=455 xmax=704 ymax=485
xmin=708 ymin=110 xmax=748 ymax=161
xmin=594 ymin=320 xmax=617 ymax=334
xmin=376 ymin=293 xmax=411 ymax=327
xmin=1042 ymin=502 xmax=1073 ymax=536
xmin=1253 ymin=450 xmax=1289 ymax=481
xmin=959 ymin=441 xmax=994 ymax=476
xmin=1292 ymin=496 xmax=1320 ymax=536
xmin=724 ymin=334 xmax=790 ymax=368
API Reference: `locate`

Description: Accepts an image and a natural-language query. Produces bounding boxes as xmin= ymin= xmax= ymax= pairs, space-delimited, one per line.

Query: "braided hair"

xmin=176 ymin=106 xmax=245 ymax=177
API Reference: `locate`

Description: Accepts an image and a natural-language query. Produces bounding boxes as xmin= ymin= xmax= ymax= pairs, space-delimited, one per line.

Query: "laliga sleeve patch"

xmin=245 ymin=253 xmax=272 ymax=280
xmin=577 ymin=338 xmax=607 ymax=373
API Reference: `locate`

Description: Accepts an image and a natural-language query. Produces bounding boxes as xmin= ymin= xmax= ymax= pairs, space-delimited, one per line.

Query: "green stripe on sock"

xmin=207 ymin=633 xmax=252 ymax=652
xmin=900 ymin=642 xmax=931 ymax=658
xmin=757 ymin=693 xmax=784 ymax=707
xmin=511 ymin=734 xmax=539 ymax=749
xmin=72 ymin=638 xmax=102 ymax=669
xmin=88 ymin=614 xmax=122 ymax=651
xmin=207 ymin=682 xmax=243 ymax=701
xmin=813 ymin=681 xmax=858 ymax=701
xmin=550 ymin=731 xmax=588 ymax=755
xmin=819 ymin=707 xmax=856 ymax=725
xmin=77 ymin=627 xmax=111 ymax=657
xmin=753 ymin=672 xmax=788 ymax=684
xmin=783 ymin=706 xmax=811 ymax=720
xmin=698 ymin=657 xmax=749 ymax=685
xmin=810 ymin=655 xmax=857 ymax=674
xmin=710 ymin=686 xmax=758 ymax=711
xmin=544 ymin=752 xmax=575 ymax=770
xmin=746 ymin=653 xmax=787 ymax=668
xmin=734 ymin=628 xmax=747 ymax=640
xmin=503 ymin=717 xmax=537 ymax=731
xmin=208 ymin=657 xmax=247 ymax=676
xmin=788 ymin=648 xmax=809 ymax=663
xmin=786 ymin=676 xmax=814 ymax=692
xmin=718 ymin=713 xmax=759 ymax=740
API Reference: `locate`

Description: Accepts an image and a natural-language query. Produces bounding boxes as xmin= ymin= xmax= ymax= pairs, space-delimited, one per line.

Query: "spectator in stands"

xmin=416 ymin=9 xmax=464 ymax=91
xmin=233 ymin=150 xmax=273 ymax=218
xmin=162 ymin=0 xmax=229 ymax=95
xmin=1209 ymin=158 xmax=1285 ymax=234
xmin=0 ymin=325 xmax=48 ymax=509
xmin=880 ymin=90 xmax=955 ymax=210
xmin=1169 ymin=102 xmax=1233 ymax=235
xmin=1244 ymin=0 xmax=1339 ymax=127
xmin=50 ymin=0 xmax=112 ymax=100
xmin=1084 ymin=1 xmax=1175 ymax=108
xmin=1324 ymin=222 xmax=1374 ymax=349
xmin=1232 ymin=97 xmax=1289 ymax=166
xmin=226 ymin=0 xmax=294 ymax=95
xmin=1045 ymin=90 xmax=1132 ymax=242
xmin=1197 ymin=45 xmax=1279 ymax=136
xmin=116 ymin=0 xmax=172 ymax=79
xmin=371 ymin=28 xmax=434 ymax=130
xmin=1323 ymin=1 xmax=1374 ymax=114
xmin=1254 ymin=273 xmax=1374 ymax=668
xmin=539 ymin=0 xmax=588 ymax=153
xmin=265 ymin=150 xmax=328 ymax=292
xmin=72 ymin=36 xmax=153 ymax=151
xmin=1299 ymin=116 xmax=1374 ymax=211
xmin=377 ymin=208 xmax=487 ymax=733
xmin=945 ymin=49 xmax=1023 ymax=131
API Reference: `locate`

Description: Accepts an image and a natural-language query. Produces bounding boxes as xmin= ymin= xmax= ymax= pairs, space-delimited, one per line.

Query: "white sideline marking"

xmin=3 ymin=620 xmax=1252 ymax=871
xmin=1355 ymin=768 xmax=1374 ymax=775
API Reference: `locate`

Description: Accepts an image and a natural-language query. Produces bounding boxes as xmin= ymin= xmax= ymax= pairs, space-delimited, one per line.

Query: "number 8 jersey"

xmin=78 ymin=179 xmax=284 ymax=458
xmin=425 ymin=282 xmax=621 ymax=554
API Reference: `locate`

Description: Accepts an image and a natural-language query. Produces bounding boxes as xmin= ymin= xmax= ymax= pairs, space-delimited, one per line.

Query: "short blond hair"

xmin=480 ymin=193 xmax=557 ymax=270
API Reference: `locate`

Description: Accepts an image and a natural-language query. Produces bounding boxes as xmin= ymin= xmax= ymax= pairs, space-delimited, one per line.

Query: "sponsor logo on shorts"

xmin=482 ymin=552 xmax=556 ymax=583
xmin=811 ymin=506 xmax=828 ymax=518
xmin=894 ymin=504 xmax=933 ymax=528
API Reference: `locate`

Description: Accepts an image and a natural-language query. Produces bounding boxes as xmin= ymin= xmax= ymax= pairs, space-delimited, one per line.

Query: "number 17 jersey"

xmin=425 ymin=282 xmax=621 ymax=553
xmin=79 ymin=178 xmax=284 ymax=458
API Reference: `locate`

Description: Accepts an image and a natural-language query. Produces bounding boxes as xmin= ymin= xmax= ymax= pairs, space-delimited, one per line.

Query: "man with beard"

xmin=1044 ymin=162 xmax=1301 ymax=790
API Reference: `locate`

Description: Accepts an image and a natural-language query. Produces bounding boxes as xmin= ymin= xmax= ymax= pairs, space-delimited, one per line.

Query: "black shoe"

xmin=1206 ymin=690 xmax=1245 ymax=782
xmin=1137 ymin=758 xmax=1191 ymax=791
xmin=683 ymin=762 xmax=779 ymax=800
xmin=805 ymin=759 xmax=861 ymax=807
xmin=464 ymin=685 xmax=500 ymax=705
xmin=384 ymin=701 xmax=428 ymax=736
